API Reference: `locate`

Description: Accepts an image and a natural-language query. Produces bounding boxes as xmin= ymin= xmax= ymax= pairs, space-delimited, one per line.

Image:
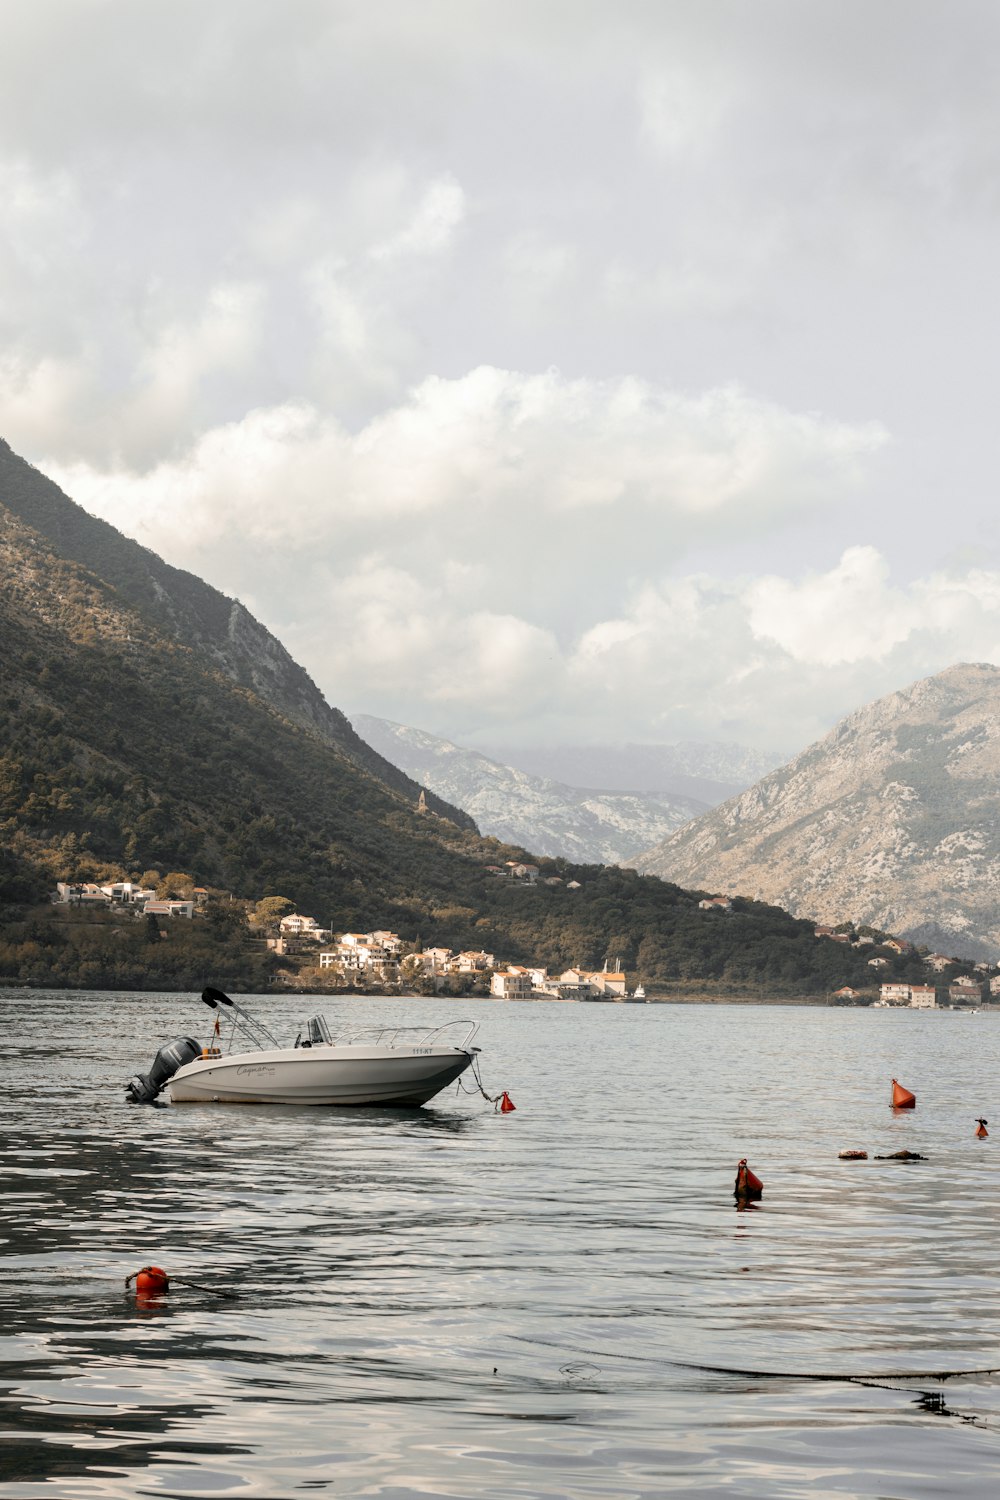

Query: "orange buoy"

xmin=498 ymin=1091 xmax=516 ymax=1113
xmin=976 ymin=1118 xmax=989 ymax=1138
xmin=734 ymin=1158 xmax=763 ymax=1200
xmin=127 ymin=1265 xmax=169 ymax=1296
xmin=891 ymin=1078 xmax=916 ymax=1109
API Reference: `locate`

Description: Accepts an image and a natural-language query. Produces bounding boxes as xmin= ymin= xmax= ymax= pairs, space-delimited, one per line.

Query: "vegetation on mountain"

xmin=0 ymin=901 xmax=271 ymax=992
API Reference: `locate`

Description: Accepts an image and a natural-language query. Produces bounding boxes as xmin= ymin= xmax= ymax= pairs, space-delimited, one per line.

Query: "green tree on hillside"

xmin=253 ymin=895 xmax=295 ymax=926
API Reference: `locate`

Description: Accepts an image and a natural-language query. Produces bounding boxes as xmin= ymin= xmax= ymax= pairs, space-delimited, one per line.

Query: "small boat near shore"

xmin=127 ymin=987 xmax=481 ymax=1107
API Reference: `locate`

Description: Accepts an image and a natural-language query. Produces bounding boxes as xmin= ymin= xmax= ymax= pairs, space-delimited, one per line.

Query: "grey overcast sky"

xmin=4 ymin=0 xmax=1000 ymax=754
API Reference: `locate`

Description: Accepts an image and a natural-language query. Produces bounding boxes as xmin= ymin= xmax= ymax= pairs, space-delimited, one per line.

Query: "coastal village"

xmin=53 ymin=876 xmax=634 ymax=1001
xmin=52 ymin=876 xmax=1000 ymax=1005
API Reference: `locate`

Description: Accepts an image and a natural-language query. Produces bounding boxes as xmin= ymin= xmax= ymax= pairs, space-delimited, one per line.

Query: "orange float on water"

xmin=891 ymin=1078 xmax=916 ymax=1110
xmin=126 ymin=1265 xmax=170 ymax=1296
xmin=976 ymin=1118 xmax=989 ymax=1138
xmin=734 ymin=1158 xmax=763 ymax=1200
xmin=498 ymin=1091 xmax=516 ymax=1113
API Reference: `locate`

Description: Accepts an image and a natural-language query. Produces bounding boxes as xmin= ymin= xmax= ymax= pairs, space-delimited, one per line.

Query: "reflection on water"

xmin=3 ymin=988 xmax=1000 ymax=1497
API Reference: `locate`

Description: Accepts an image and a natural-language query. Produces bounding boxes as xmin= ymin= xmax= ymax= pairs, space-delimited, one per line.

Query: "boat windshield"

xmin=297 ymin=1018 xmax=479 ymax=1052
xmin=305 ymin=1015 xmax=332 ymax=1046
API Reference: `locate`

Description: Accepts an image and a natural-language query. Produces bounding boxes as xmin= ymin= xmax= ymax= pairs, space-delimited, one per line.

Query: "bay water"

xmin=3 ymin=989 xmax=1000 ymax=1498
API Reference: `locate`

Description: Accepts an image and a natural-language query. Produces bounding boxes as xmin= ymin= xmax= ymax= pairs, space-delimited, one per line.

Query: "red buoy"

xmin=498 ymin=1091 xmax=516 ymax=1113
xmin=128 ymin=1265 xmax=169 ymax=1296
xmin=734 ymin=1158 xmax=763 ymax=1200
xmin=976 ymin=1118 xmax=989 ymax=1138
xmin=891 ymin=1079 xmax=916 ymax=1110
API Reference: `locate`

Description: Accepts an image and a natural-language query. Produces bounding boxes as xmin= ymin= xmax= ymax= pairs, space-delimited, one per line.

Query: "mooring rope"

xmin=456 ymin=1054 xmax=512 ymax=1111
xmin=680 ymin=1359 xmax=1000 ymax=1384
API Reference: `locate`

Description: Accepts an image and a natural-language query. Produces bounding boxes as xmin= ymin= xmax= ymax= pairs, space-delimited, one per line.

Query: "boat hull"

xmin=167 ymin=1043 xmax=477 ymax=1106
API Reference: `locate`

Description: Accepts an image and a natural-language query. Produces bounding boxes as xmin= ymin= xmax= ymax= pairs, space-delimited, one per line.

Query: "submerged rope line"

xmin=515 ymin=1334 xmax=1000 ymax=1386
xmin=681 ymin=1360 xmax=1000 ymax=1384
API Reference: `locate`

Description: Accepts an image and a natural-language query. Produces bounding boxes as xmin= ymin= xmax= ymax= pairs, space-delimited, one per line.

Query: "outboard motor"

xmin=126 ymin=1036 xmax=203 ymax=1104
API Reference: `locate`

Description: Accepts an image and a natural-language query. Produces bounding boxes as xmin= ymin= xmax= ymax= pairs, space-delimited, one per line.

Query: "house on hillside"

xmin=699 ymin=896 xmax=732 ymax=911
xmin=880 ymin=983 xmax=911 ymax=1006
xmin=100 ymin=880 xmax=152 ymax=905
xmin=143 ymin=899 xmax=194 ymax=919
xmin=452 ymin=949 xmax=494 ymax=973
xmin=949 ymin=976 xmax=983 ymax=1005
xmin=55 ymin=882 xmax=112 ymax=907
xmin=279 ymin=914 xmax=331 ymax=941
xmin=910 ymin=985 xmax=937 ymax=1008
xmin=816 ymin=928 xmax=851 ymax=943
xmin=491 ymin=968 xmax=533 ymax=1000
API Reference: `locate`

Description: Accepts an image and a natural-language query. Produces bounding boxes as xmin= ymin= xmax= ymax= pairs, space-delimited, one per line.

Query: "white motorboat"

xmin=127 ymin=987 xmax=481 ymax=1107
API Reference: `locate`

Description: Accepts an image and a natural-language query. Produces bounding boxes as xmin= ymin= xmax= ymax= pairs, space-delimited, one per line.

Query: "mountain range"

xmin=1 ymin=435 xmax=869 ymax=994
xmin=351 ymin=714 xmax=711 ymax=865
xmin=637 ymin=662 xmax=1000 ymax=960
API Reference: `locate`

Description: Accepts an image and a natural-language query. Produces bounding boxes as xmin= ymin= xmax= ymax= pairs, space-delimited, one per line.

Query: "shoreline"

xmin=3 ymin=981 xmax=993 ymax=1011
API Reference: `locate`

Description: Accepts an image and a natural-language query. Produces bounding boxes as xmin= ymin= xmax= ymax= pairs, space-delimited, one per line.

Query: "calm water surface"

xmin=3 ymin=990 xmax=1000 ymax=1498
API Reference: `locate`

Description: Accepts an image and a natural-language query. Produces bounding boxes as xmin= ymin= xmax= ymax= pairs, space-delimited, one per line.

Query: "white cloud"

xmin=562 ymin=552 xmax=1000 ymax=750
xmin=370 ymin=175 xmax=465 ymax=261
xmin=0 ymin=352 xmax=93 ymax=453
xmin=746 ymin=546 xmax=907 ymax=665
xmin=273 ymin=557 xmax=563 ymax=728
xmin=37 ymin=368 xmax=894 ymax=748
xmin=126 ymin=281 xmax=265 ymax=448
xmin=637 ymin=62 xmax=735 ymax=159
xmin=42 ymin=366 xmax=883 ymax=562
xmin=747 ymin=549 xmax=1000 ymax=670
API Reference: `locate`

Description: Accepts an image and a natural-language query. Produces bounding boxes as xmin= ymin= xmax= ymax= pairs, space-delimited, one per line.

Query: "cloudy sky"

xmin=4 ymin=1 xmax=1000 ymax=757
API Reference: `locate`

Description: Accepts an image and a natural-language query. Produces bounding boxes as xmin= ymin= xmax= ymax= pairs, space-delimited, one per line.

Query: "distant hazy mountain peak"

xmin=351 ymin=713 xmax=713 ymax=865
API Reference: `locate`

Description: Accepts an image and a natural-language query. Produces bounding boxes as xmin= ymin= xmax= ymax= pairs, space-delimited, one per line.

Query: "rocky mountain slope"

xmin=351 ymin=715 xmax=708 ymax=864
xmin=636 ymin=663 xmax=1000 ymax=959
xmin=0 ymin=439 xmax=471 ymax=829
